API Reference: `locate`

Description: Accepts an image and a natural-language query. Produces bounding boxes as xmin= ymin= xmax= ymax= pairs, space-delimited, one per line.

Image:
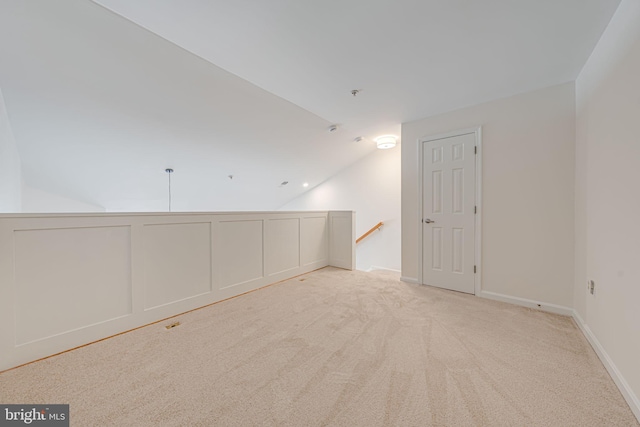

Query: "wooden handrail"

xmin=356 ymin=221 xmax=384 ymax=244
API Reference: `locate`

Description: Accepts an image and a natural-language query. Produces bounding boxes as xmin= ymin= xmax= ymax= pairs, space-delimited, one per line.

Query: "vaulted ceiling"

xmin=0 ymin=0 xmax=621 ymax=211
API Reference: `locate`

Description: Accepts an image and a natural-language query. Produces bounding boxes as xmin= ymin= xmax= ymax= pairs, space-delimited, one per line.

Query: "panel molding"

xmin=301 ymin=216 xmax=328 ymax=266
xmin=143 ymin=222 xmax=212 ymax=310
xmin=432 ymin=170 xmax=442 ymax=213
xmin=265 ymin=217 xmax=300 ymax=277
xmin=328 ymin=211 xmax=356 ymax=270
xmin=215 ymin=219 xmax=264 ymax=290
xmin=13 ymin=225 xmax=133 ymax=345
xmin=0 ymin=210 xmax=352 ymax=371
xmin=431 ymin=227 xmax=442 ymax=270
xmin=452 ymin=228 xmax=464 ymax=273
xmin=452 ymin=168 xmax=464 ymax=213
xmin=15 ymin=314 xmax=132 ymax=348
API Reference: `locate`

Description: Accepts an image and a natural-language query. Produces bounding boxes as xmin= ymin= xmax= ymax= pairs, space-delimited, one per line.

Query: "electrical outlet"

xmin=589 ymin=280 xmax=595 ymax=295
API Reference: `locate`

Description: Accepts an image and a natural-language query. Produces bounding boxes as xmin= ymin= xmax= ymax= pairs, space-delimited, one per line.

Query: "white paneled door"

xmin=422 ymin=132 xmax=476 ymax=294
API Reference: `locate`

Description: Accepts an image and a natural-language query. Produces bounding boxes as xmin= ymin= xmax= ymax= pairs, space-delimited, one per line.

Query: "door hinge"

xmin=474 ymin=206 xmax=477 ymax=214
xmin=474 ymin=265 xmax=477 ymax=274
xmin=474 ymin=146 xmax=477 ymax=154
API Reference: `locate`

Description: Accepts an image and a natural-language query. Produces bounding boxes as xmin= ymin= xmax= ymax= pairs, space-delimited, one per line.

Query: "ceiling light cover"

xmin=375 ymin=135 xmax=397 ymax=149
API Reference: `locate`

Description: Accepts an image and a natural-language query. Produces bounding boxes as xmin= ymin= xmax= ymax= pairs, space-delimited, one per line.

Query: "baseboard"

xmin=366 ymin=266 xmax=401 ymax=274
xmin=329 ymin=260 xmax=354 ymax=270
xmin=400 ymin=276 xmax=419 ymax=284
xmin=572 ymin=310 xmax=640 ymax=422
xmin=478 ymin=290 xmax=574 ymax=316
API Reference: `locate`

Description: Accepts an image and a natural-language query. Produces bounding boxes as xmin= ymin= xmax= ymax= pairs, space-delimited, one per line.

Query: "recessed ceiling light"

xmin=354 ymin=136 xmax=364 ymax=143
xmin=328 ymin=124 xmax=338 ymax=133
xmin=280 ymin=181 xmax=289 ymax=186
xmin=303 ymin=182 xmax=309 ymax=187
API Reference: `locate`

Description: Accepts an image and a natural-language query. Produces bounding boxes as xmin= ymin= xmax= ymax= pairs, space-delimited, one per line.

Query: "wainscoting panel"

xmin=216 ymin=219 xmax=264 ymax=290
xmin=265 ymin=217 xmax=300 ymax=277
xmin=301 ymin=216 xmax=328 ymax=266
xmin=329 ymin=211 xmax=356 ymax=270
xmin=143 ymin=222 xmax=212 ymax=310
xmin=13 ymin=225 xmax=132 ymax=345
xmin=0 ymin=211 xmax=354 ymax=371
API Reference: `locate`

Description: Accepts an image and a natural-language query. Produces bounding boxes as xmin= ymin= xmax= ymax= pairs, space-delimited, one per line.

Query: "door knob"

xmin=424 ymin=219 xmax=435 ymax=224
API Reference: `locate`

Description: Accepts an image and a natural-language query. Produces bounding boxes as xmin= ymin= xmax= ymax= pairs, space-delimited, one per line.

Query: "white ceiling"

xmin=0 ymin=0 xmax=621 ymax=211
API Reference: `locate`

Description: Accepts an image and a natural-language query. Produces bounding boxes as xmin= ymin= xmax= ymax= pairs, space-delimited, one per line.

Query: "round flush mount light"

xmin=375 ymin=135 xmax=397 ymax=149
xmin=303 ymin=182 xmax=309 ymax=188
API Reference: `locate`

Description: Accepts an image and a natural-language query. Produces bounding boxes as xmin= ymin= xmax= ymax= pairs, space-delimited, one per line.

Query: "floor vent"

xmin=165 ymin=321 xmax=181 ymax=330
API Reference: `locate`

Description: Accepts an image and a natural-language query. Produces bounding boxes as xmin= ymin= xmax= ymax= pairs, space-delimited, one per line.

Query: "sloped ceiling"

xmin=0 ymin=0 xmax=621 ymax=211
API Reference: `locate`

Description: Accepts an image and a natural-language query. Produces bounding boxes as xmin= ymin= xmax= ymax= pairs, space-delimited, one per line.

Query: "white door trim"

xmin=417 ymin=127 xmax=482 ymax=295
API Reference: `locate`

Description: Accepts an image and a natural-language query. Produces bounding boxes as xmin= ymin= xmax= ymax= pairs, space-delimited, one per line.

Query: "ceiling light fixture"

xmin=375 ymin=135 xmax=397 ymax=150
xmin=328 ymin=124 xmax=338 ymax=133
xmin=303 ymin=182 xmax=309 ymax=188
xmin=354 ymin=136 xmax=364 ymax=143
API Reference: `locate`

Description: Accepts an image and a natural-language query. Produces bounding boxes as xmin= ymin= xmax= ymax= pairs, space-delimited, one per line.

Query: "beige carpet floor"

xmin=0 ymin=267 xmax=637 ymax=426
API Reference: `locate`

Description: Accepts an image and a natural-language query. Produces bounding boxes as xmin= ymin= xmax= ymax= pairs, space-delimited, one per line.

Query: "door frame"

xmin=417 ymin=127 xmax=482 ymax=294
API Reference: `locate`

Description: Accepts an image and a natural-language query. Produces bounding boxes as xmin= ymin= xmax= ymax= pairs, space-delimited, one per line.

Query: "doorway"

xmin=420 ymin=129 xmax=481 ymax=294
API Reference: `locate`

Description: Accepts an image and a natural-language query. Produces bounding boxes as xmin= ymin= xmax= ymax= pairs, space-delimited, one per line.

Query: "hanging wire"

xmin=165 ymin=168 xmax=173 ymax=212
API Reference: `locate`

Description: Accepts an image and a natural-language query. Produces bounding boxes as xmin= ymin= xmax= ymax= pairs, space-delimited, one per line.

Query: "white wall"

xmin=402 ymin=83 xmax=576 ymax=307
xmin=22 ymin=183 xmax=106 ymax=213
xmin=575 ymin=0 xmax=640 ymax=417
xmin=0 ymin=88 xmax=21 ymax=213
xmin=280 ymin=147 xmax=401 ymax=272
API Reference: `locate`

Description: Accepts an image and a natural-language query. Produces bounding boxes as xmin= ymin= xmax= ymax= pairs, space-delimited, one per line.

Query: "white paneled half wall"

xmin=0 ymin=211 xmax=355 ymax=371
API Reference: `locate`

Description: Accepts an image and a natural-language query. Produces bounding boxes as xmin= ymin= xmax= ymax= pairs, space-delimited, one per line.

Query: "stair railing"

xmin=356 ymin=221 xmax=384 ymax=244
